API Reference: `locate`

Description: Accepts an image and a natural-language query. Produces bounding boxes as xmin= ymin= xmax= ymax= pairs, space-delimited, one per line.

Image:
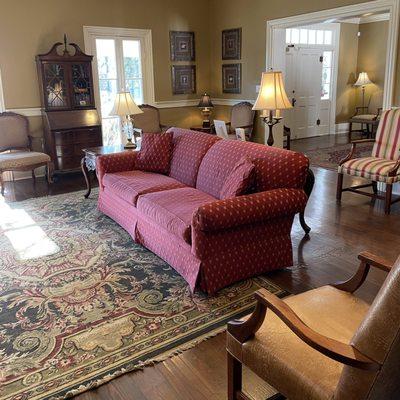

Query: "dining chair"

xmin=224 ymin=102 xmax=256 ymax=141
xmin=227 ymin=251 xmax=400 ymax=400
xmin=133 ymin=104 xmax=168 ymax=134
xmin=0 ymin=112 xmax=53 ymax=195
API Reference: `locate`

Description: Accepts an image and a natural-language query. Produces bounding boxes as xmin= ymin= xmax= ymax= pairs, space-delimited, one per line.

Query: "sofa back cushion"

xmin=135 ymin=132 xmax=173 ymax=174
xmin=196 ymin=140 xmax=309 ymax=198
xmin=167 ymin=127 xmax=220 ymax=186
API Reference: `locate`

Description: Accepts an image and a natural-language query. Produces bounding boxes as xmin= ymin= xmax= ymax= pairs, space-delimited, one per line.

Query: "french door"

xmin=84 ymin=27 xmax=154 ymax=146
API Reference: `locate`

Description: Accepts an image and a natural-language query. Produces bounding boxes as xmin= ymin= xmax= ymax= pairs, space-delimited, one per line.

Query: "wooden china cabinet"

xmin=36 ymin=37 xmax=102 ymax=174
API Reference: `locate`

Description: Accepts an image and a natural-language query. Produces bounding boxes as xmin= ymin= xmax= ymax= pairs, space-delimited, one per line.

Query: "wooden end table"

xmin=81 ymin=145 xmax=138 ymax=198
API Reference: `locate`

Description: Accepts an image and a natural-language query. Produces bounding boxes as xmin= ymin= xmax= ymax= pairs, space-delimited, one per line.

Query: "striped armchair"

xmin=337 ymin=109 xmax=400 ymax=214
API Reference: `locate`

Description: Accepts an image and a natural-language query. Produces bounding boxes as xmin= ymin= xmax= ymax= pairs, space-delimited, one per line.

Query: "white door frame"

xmin=266 ymin=0 xmax=400 ymax=125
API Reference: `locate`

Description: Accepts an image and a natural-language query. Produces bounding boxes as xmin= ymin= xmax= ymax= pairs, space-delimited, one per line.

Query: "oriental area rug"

xmin=0 ymin=189 xmax=286 ymax=400
xmin=305 ymin=142 xmax=373 ymax=170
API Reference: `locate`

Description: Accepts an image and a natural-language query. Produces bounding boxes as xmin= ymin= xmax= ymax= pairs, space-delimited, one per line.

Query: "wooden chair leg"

xmin=348 ymin=122 xmax=352 ymax=142
xmin=0 ymin=172 xmax=4 ymax=196
xmin=31 ymin=169 xmax=36 ymax=180
xmin=47 ymin=161 xmax=54 ymax=184
xmin=385 ymin=183 xmax=393 ymax=214
xmin=228 ymin=352 xmax=242 ymax=400
xmin=336 ymin=173 xmax=344 ymax=201
xmin=372 ymin=181 xmax=378 ymax=195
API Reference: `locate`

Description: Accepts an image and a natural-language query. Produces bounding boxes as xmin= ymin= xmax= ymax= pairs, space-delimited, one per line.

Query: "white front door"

xmin=285 ymin=46 xmax=324 ymax=139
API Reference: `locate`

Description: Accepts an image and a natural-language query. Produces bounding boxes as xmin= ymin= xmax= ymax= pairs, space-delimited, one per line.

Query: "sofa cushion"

xmin=219 ymin=156 xmax=255 ymax=199
xmin=135 ymin=132 xmax=173 ymax=174
xmin=167 ymin=128 xmax=220 ymax=186
xmin=196 ymin=140 xmax=309 ymax=198
xmin=137 ymin=187 xmax=216 ymax=243
xmin=103 ymin=170 xmax=185 ymax=205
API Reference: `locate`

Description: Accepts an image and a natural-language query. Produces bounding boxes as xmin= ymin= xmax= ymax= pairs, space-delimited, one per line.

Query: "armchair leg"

xmin=47 ymin=161 xmax=54 ymax=184
xmin=336 ymin=173 xmax=343 ymax=201
xmin=385 ymin=183 xmax=393 ymax=214
xmin=372 ymin=181 xmax=378 ymax=195
xmin=228 ymin=352 xmax=242 ymax=400
xmin=348 ymin=122 xmax=353 ymax=142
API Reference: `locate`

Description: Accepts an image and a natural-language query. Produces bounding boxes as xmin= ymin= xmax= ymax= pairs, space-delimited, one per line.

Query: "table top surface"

xmin=83 ymin=145 xmax=139 ymax=156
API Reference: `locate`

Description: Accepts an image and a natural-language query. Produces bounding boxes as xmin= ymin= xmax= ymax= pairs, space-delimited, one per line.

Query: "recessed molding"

xmin=6 ymin=107 xmax=42 ymax=117
xmin=340 ymin=12 xmax=390 ymax=24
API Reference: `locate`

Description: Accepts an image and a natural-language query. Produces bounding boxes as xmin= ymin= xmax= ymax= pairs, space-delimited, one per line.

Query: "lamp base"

xmin=202 ymin=120 xmax=211 ymax=128
xmin=124 ymin=138 xmax=137 ymax=149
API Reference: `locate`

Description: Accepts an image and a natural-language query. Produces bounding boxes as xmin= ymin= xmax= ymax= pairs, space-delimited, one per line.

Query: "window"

xmin=84 ymin=27 xmax=154 ymax=146
xmin=321 ymin=51 xmax=333 ymax=99
xmin=286 ymin=27 xmax=333 ymax=46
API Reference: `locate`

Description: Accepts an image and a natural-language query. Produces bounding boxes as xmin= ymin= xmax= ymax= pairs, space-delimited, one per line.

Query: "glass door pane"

xmin=44 ymin=63 xmax=69 ymax=109
xmin=71 ymin=63 xmax=93 ymax=108
xmin=122 ymin=40 xmax=143 ymax=104
xmin=95 ymin=38 xmax=120 ymax=146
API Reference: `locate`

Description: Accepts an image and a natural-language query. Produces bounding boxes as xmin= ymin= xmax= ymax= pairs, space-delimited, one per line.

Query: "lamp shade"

xmin=354 ymin=72 xmax=372 ymax=87
xmin=253 ymin=71 xmax=292 ymax=111
xmin=198 ymin=93 xmax=214 ymax=108
xmin=109 ymin=91 xmax=143 ymax=116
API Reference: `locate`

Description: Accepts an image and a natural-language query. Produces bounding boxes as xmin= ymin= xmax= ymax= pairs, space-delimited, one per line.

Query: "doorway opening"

xmin=266 ymin=0 xmax=399 ymax=164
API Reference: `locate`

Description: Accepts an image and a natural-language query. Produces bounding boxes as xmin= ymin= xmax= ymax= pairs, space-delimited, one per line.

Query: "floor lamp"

xmin=253 ymin=71 xmax=292 ymax=146
xmin=354 ymin=72 xmax=372 ymax=108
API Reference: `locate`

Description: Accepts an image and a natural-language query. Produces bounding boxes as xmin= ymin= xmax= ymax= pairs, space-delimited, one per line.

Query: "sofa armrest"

xmin=96 ymin=151 xmax=138 ymax=188
xmin=192 ymin=188 xmax=308 ymax=232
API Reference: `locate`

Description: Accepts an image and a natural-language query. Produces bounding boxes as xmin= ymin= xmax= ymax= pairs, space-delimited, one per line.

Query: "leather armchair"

xmin=227 ymin=251 xmax=400 ymax=400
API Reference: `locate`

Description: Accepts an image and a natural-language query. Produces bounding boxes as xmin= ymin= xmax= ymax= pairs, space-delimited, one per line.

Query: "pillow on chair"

xmin=135 ymin=132 xmax=173 ymax=174
xmin=219 ymin=156 xmax=255 ymax=199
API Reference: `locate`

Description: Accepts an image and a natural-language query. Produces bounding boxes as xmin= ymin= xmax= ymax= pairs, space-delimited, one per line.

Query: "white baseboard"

xmin=335 ymin=122 xmax=350 ymax=134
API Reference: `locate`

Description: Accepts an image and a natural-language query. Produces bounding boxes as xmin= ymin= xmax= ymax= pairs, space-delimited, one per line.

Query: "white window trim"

xmin=0 ymin=69 xmax=5 ymax=112
xmin=83 ymin=25 xmax=155 ymax=116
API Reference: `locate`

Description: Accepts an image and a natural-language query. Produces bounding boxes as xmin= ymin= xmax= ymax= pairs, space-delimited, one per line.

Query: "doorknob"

xmin=291 ymin=98 xmax=297 ymax=107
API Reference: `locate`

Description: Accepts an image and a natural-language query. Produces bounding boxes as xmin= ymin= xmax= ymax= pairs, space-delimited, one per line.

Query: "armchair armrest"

xmin=333 ymin=251 xmax=393 ymax=293
xmin=353 ymin=106 xmax=369 ymax=116
xmin=192 ymin=188 xmax=307 ymax=232
xmin=96 ymin=151 xmax=138 ymax=188
xmin=228 ymin=288 xmax=381 ymax=371
xmin=338 ymin=139 xmax=376 ymax=166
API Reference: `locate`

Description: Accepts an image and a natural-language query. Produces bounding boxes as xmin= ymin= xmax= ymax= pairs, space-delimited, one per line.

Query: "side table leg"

xmin=81 ymin=157 xmax=91 ymax=199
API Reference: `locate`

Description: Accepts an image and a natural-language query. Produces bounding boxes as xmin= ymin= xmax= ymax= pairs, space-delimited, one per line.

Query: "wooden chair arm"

xmin=332 ymin=251 xmax=393 ymax=293
xmin=388 ymin=160 xmax=400 ymax=177
xmin=338 ymin=139 xmax=375 ymax=166
xmin=228 ymin=289 xmax=380 ymax=371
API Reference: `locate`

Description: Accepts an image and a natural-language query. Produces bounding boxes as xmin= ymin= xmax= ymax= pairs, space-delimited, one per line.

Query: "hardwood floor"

xmin=2 ymin=140 xmax=400 ymax=399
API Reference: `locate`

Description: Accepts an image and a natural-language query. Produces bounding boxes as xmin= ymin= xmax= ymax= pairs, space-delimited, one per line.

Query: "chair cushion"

xmin=338 ymin=157 xmax=400 ymax=183
xmin=0 ymin=151 xmax=50 ymax=169
xmin=103 ymin=170 xmax=185 ymax=206
xmin=227 ymin=286 xmax=370 ymax=400
xmin=137 ymin=187 xmax=216 ymax=243
xmin=135 ymin=132 xmax=173 ymax=174
xmin=219 ymin=156 xmax=255 ymax=199
xmin=167 ymin=128 xmax=220 ymax=187
xmin=351 ymin=114 xmax=377 ymax=121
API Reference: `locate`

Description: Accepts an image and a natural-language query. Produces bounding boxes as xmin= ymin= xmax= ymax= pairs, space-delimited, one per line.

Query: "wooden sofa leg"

xmin=228 ymin=352 xmax=242 ymax=400
xmin=385 ymin=183 xmax=393 ymax=214
xmin=336 ymin=173 xmax=344 ymax=201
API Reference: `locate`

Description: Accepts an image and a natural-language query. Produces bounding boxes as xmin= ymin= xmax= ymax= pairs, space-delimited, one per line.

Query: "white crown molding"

xmin=6 ymin=107 xmax=42 ymax=117
xmin=341 ymin=13 xmax=390 ymax=24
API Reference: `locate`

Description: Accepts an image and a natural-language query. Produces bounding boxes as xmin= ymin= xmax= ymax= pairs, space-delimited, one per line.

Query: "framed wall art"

xmin=171 ymin=65 xmax=196 ymax=94
xmin=222 ymin=28 xmax=241 ymax=60
xmin=222 ymin=64 xmax=241 ymax=94
xmin=170 ymin=31 xmax=195 ymax=61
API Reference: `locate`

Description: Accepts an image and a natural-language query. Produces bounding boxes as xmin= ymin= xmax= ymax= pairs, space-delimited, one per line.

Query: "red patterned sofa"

xmin=96 ymin=128 xmax=309 ymax=294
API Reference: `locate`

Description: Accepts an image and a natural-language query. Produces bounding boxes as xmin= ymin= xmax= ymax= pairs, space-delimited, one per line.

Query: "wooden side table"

xmin=81 ymin=145 xmax=137 ymax=198
xmin=190 ymin=126 xmax=214 ymax=134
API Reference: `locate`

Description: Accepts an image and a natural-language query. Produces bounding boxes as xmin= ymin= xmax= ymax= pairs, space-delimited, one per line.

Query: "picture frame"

xmin=222 ymin=28 xmax=242 ymax=60
xmin=170 ymin=31 xmax=195 ymax=61
xmin=222 ymin=64 xmax=241 ymax=94
xmin=171 ymin=65 xmax=196 ymax=94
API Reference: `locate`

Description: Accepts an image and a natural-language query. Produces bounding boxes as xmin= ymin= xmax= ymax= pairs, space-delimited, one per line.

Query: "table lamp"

xmin=110 ymin=91 xmax=143 ymax=149
xmin=198 ymin=93 xmax=214 ymax=128
xmin=354 ymin=72 xmax=373 ymax=108
xmin=253 ymin=71 xmax=292 ymax=146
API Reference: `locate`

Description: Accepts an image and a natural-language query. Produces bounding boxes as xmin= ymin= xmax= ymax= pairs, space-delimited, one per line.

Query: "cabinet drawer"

xmin=56 ymin=156 xmax=81 ymax=171
xmin=73 ymin=128 xmax=101 ymax=143
xmin=56 ymin=145 xmax=74 ymax=157
xmin=54 ymin=130 xmax=74 ymax=145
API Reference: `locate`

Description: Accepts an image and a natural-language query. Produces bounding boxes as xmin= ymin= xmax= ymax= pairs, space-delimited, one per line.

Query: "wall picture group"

xmin=170 ymin=31 xmax=196 ymax=94
xmin=222 ymin=28 xmax=242 ymax=94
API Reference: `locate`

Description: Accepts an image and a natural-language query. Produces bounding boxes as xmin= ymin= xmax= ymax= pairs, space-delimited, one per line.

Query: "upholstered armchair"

xmin=0 ymin=112 xmax=53 ymax=195
xmin=348 ymin=90 xmax=383 ymax=140
xmin=337 ymin=108 xmax=400 ymax=214
xmin=225 ymin=102 xmax=256 ymax=141
xmin=227 ymin=251 xmax=400 ymax=400
xmin=133 ymin=104 xmax=168 ymax=134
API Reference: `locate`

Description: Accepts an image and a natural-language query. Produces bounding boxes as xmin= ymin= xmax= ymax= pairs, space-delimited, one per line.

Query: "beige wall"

xmin=336 ymin=23 xmax=359 ymax=123
xmin=357 ymin=20 xmax=388 ymax=105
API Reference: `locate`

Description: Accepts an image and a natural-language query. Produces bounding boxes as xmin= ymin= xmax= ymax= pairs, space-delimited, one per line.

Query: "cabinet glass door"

xmin=71 ymin=63 xmax=93 ymax=108
xmin=44 ymin=63 xmax=69 ymax=109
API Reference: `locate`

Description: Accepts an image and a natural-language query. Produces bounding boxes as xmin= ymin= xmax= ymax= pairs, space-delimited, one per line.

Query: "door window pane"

xmin=286 ymin=29 xmax=291 ymax=43
xmin=96 ymin=39 xmax=117 ymax=79
xmin=291 ymin=29 xmax=300 ymax=44
xmin=300 ymin=29 xmax=308 ymax=44
xmin=123 ymin=40 xmax=143 ymax=104
xmin=324 ymin=30 xmax=332 ymax=45
xmin=308 ymin=30 xmax=316 ymax=45
xmin=316 ymin=30 xmax=324 ymax=45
